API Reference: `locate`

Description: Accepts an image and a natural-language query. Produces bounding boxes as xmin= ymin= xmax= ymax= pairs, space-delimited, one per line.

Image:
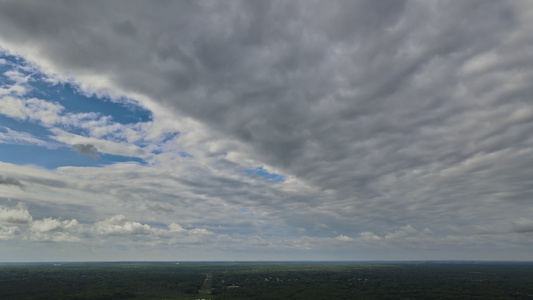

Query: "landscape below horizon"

xmin=2 ymin=261 xmax=533 ymax=299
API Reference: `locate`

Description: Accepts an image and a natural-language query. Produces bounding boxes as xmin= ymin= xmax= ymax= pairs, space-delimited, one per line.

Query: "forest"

xmin=1 ymin=261 xmax=532 ymax=299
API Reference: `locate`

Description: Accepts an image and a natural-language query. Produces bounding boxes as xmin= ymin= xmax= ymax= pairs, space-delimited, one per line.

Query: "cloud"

xmin=93 ymin=215 xmax=152 ymax=235
xmin=511 ymin=218 xmax=533 ymax=233
xmin=314 ymin=222 xmax=329 ymax=230
xmin=93 ymin=215 xmax=213 ymax=240
xmin=28 ymin=217 xmax=80 ymax=242
xmin=72 ymin=143 xmax=100 ymax=160
xmin=167 ymin=223 xmax=213 ymax=236
xmin=0 ymin=96 xmax=63 ymax=125
xmin=0 ymin=83 xmax=25 ymax=96
xmin=0 ymin=224 xmax=19 ymax=240
xmin=0 ymin=127 xmax=58 ymax=149
xmin=29 ymin=217 xmax=78 ymax=233
xmin=0 ymin=175 xmax=25 ymax=189
xmin=335 ymin=234 xmax=353 ymax=242
xmin=358 ymin=231 xmax=381 ymax=241
xmin=51 ymin=129 xmax=145 ymax=158
xmin=384 ymin=225 xmax=433 ymax=241
xmin=385 ymin=225 xmax=418 ymax=240
xmin=1 ymin=1 xmax=533 ymax=260
xmin=0 ymin=203 xmax=32 ymax=224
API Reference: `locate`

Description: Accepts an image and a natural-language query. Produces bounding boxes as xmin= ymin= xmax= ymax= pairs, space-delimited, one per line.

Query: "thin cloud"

xmin=0 ymin=127 xmax=58 ymax=149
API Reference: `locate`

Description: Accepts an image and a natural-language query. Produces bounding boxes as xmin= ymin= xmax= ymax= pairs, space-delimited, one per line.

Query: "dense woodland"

xmin=0 ymin=261 xmax=532 ymax=299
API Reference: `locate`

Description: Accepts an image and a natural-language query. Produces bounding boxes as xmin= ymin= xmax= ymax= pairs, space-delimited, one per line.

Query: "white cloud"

xmin=167 ymin=222 xmax=187 ymax=233
xmin=0 ymin=203 xmax=33 ymax=224
xmin=93 ymin=215 xmax=214 ymax=240
xmin=28 ymin=217 xmax=80 ymax=242
xmin=93 ymin=215 xmax=152 ymax=236
xmin=3 ymin=70 xmax=28 ymax=84
xmin=187 ymin=228 xmax=213 ymax=235
xmin=0 ymin=83 xmax=25 ymax=96
xmin=50 ymin=129 xmax=145 ymax=158
xmin=0 ymin=126 xmax=58 ymax=149
xmin=335 ymin=234 xmax=353 ymax=242
xmin=358 ymin=231 xmax=381 ymax=241
xmin=0 ymin=96 xmax=63 ymax=125
xmin=0 ymin=224 xmax=19 ymax=240
xmin=30 ymin=218 xmax=78 ymax=233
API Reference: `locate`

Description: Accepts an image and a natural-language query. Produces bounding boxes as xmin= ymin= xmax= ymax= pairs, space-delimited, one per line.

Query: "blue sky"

xmin=1 ymin=1 xmax=533 ymax=262
xmin=1 ymin=50 xmax=283 ymax=174
xmin=0 ymin=51 xmax=151 ymax=168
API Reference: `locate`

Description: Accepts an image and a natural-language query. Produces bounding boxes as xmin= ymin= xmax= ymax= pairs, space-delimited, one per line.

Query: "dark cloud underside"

xmin=72 ymin=144 xmax=99 ymax=160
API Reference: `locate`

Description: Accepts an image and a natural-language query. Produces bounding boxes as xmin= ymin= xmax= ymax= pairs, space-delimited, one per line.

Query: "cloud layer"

xmin=1 ymin=0 xmax=533 ymax=261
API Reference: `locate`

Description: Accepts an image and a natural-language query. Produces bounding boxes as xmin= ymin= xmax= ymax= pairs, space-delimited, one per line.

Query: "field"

xmin=1 ymin=261 xmax=532 ymax=299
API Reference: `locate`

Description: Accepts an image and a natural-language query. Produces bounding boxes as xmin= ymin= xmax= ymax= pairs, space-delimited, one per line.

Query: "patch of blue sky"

xmin=243 ymin=166 xmax=286 ymax=183
xmin=0 ymin=69 xmax=15 ymax=86
xmin=26 ymin=78 xmax=152 ymax=125
xmin=178 ymin=151 xmax=193 ymax=158
xmin=149 ymin=149 xmax=191 ymax=157
xmin=0 ymin=60 xmax=12 ymax=75
xmin=160 ymin=131 xmax=180 ymax=143
xmin=0 ymin=50 xmax=21 ymax=69
xmin=150 ymin=148 xmax=163 ymax=155
xmin=0 ymin=51 xmax=152 ymax=125
xmin=0 ymin=52 xmax=34 ymax=85
xmin=0 ymin=143 xmax=145 ymax=169
xmin=0 ymin=115 xmax=53 ymax=139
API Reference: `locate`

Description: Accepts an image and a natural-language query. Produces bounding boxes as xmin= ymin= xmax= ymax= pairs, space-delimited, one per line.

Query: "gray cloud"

xmin=1 ymin=0 xmax=533 ymax=259
xmin=72 ymin=143 xmax=100 ymax=160
xmin=0 ymin=176 xmax=25 ymax=189
xmin=511 ymin=218 xmax=533 ymax=233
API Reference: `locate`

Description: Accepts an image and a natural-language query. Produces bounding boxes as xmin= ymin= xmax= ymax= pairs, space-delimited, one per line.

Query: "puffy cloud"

xmin=335 ymin=235 xmax=353 ymax=242
xmin=93 ymin=215 xmax=151 ymax=235
xmin=358 ymin=231 xmax=381 ymax=241
xmin=28 ymin=217 xmax=80 ymax=242
xmin=0 ymin=224 xmax=19 ymax=240
xmin=0 ymin=83 xmax=25 ymax=96
xmin=0 ymin=96 xmax=63 ymax=125
xmin=29 ymin=218 xmax=78 ymax=233
xmin=167 ymin=222 xmax=187 ymax=233
xmin=93 ymin=215 xmax=214 ymax=240
xmin=187 ymin=228 xmax=213 ymax=236
xmin=0 ymin=203 xmax=32 ymax=224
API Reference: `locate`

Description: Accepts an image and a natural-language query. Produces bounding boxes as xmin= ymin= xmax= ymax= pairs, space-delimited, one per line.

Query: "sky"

xmin=1 ymin=0 xmax=533 ymax=262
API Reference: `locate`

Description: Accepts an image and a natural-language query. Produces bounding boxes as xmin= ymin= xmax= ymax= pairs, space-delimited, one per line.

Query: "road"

xmin=198 ymin=273 xmax=212 ymax=294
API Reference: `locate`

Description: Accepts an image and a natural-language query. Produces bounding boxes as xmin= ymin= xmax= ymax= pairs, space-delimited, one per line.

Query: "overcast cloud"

xmin=1 ymin=0 xmax=533 ymax=261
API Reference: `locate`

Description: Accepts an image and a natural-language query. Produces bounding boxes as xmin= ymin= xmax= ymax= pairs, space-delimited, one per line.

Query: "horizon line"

xmin=2 ymin=259 xmax=533 ymax=264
